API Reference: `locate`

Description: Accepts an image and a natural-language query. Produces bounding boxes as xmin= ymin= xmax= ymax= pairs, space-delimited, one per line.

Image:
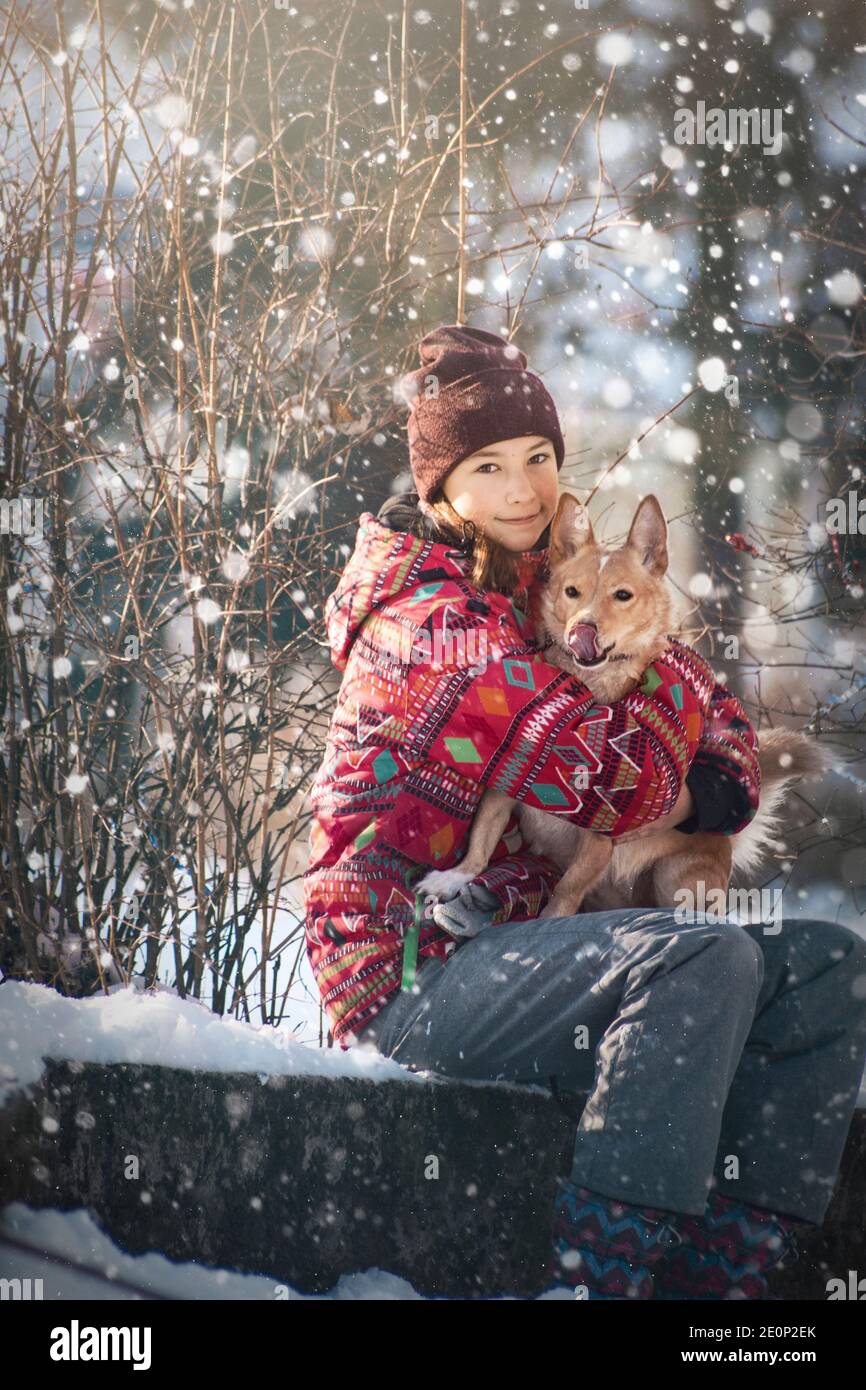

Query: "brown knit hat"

xmin=400 ymin=324 xmax=565 ymax=502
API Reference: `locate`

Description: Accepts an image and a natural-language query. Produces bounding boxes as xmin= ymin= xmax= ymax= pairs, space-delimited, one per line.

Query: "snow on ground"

xmin=0 ymin=1203 xmax=570 ymax=1300
xmin=2 ymin=931 xmax=864 ymax=1301
xmin=0 ymin=976 xmax=425 ymax=1112
xmin=2 ymin=906 xmax=866 ymax=1110
xmin=0 ymin=979 xmax=566 ymax=1301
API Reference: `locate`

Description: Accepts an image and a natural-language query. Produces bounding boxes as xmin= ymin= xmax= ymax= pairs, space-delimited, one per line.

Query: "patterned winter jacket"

xmin=303 ymin=494 xmax=761 ymax=1049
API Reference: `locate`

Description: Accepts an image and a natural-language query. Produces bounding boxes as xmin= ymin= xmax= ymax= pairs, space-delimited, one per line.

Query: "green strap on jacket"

xmin=401 ymin=892 xmax=423 ymax=991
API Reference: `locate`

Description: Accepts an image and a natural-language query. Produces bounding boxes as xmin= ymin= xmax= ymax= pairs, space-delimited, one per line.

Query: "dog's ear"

xmin=550 ymin=492 xmax=595 ymax=562
xmin=625 ymin=495 xmax=668 ymax=576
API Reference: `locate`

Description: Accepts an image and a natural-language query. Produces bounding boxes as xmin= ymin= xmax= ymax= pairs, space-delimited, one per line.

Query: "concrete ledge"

xmin=1 ymin=1061 xmax=864 ymax=1298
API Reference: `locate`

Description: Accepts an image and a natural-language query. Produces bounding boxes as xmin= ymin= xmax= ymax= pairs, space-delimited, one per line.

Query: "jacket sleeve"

xmin=461 ymin=849 xmax=562 ymax=924
xmin=676 ymin=681 xmax=761 ymax=836
xmin=402 ymin=623 xmax=716 ymax=838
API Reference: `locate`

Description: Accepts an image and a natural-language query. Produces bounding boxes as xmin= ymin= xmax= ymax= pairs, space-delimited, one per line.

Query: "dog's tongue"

xmin=567 ymin=624 xmax=602 ymax=662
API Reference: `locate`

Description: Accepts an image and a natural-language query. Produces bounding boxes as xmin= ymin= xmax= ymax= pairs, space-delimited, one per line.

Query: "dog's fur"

xmin=418 ymin=492 xmax=830 ymax=918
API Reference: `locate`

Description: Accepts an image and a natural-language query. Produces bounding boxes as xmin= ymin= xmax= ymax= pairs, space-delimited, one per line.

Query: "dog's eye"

xmin=564 ymin=585 xmax=581 ymax=599
xmin=613 ymin=589 xmax=633 ymax=602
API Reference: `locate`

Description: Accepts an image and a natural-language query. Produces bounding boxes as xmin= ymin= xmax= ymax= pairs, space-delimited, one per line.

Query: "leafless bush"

xmin=1 ymin=1 xmax=864 ymax=1039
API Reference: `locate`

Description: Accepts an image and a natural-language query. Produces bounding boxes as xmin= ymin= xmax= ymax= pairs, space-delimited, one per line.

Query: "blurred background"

xmin=1 ymin=0 xmax=864 ymax=1047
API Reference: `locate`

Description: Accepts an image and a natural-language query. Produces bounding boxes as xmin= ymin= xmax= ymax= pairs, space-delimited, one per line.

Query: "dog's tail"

xmin=731 ymin=729 xmax=833 ymax=876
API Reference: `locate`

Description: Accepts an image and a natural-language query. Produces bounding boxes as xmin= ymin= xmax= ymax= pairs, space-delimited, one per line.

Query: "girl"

xmin=303 ymin=325 xmax=866 ymax=1300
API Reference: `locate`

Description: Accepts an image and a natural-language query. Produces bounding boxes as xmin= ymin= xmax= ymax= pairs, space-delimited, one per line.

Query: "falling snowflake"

xmin=221 ymin=550 xmax=250 ymax=582
xmin=688 ymin=573 xmax=714 ymax=599
xmin=827 ymin=270 xmax=862 ymax=307
xmin=211 ymin=231 xmax=235 ymax=256
xmin=226 ymin=648 xmax=250 ymax=673
xmin=194 ymin=598 xmax=222 ymax=625
xmin=698 ymin=357 xmax=727 ymax=392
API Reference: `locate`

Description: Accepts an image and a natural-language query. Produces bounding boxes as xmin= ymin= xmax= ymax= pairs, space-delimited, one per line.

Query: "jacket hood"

xmin=324 ymin=491 xmax=551 ymax=670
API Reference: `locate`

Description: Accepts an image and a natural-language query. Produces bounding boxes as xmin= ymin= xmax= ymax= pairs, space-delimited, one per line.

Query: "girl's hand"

xmin=613 ymin=783 xmax=696 ymax=844
xmin=429 ymin=882 xmax=500 ymax=938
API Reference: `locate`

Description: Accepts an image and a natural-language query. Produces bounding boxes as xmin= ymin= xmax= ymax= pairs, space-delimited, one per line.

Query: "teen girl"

xmin=303 ymin=324 xmax=866 ymax=1299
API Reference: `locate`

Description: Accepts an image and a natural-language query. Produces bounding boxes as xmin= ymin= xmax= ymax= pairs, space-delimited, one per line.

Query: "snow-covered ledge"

xmin=1 ymin=981 xmax=863 ymax=1298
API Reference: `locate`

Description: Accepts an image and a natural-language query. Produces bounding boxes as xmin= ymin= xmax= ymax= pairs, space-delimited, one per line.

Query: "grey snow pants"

xmin=355 ymin=908 xmax=866 ymax=1224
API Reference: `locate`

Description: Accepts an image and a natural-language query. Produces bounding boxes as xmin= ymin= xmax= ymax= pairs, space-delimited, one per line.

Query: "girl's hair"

xmin=420 ymin=489 xmax=526 ymax=595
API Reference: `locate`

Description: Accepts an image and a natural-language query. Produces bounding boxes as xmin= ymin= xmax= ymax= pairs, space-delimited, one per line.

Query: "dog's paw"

xmin=416 ymin=868 xmax=473 ymax=902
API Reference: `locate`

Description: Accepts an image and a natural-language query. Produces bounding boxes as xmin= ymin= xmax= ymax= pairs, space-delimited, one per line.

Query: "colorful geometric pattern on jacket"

xmin=303 ymin=511 xmax=761 ymax=1049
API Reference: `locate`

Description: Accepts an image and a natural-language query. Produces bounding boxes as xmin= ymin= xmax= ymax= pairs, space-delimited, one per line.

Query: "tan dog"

xmin=418 ymin=493 xmax=829 ymax=920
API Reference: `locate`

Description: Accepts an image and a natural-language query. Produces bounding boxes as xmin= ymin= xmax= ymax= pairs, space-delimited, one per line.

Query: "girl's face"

xmin=441 ymin=435 xmax=560 ymax=551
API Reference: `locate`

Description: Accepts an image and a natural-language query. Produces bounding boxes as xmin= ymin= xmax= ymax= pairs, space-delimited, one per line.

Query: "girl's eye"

xmin=476 ymin=453 xmax=549 ymax=471
xmin=613 ymin=589 xmax=633 ymax=602
xmin=565 ymin=585 xmax=581 ymax=599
